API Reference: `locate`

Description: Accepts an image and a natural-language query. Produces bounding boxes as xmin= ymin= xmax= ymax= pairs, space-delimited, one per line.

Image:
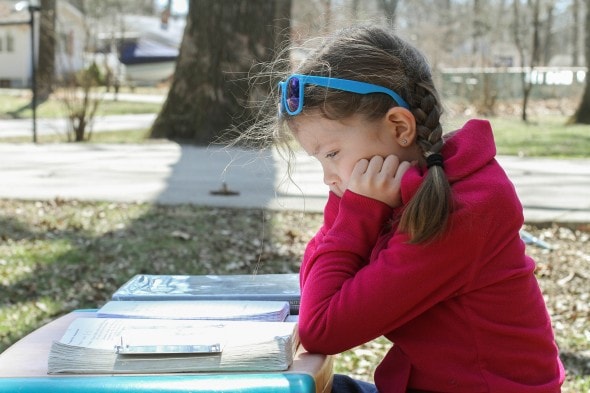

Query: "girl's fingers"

xmin=351 ymin=158 xmax=370 ymax=177
xmin=380 ymin=155 xmax=400 ymax=176
xmin=366 ymin=155 xmax=385 ymax=174
xmin=392 ymin=160 xmax=412 ymax=185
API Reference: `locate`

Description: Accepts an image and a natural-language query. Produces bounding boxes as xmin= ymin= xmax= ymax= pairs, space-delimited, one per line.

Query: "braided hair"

xmin=280 ymin=26 xmax=452 ymax=243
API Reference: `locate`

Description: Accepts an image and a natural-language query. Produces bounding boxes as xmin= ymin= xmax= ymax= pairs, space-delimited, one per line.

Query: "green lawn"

xmin=483 ymin=115 xmax=590 ymax=157
xmin=0 ymin=91 xmax=163 ymax=119
xmin=444 ymin=114 xmax=590 ymax=158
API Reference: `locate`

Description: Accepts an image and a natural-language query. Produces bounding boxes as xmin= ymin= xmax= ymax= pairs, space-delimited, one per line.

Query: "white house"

xmin=0 ymin=0 xmax=85 ymax=88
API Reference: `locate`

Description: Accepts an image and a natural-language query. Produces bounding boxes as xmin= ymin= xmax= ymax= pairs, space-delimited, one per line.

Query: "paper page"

xmin=58 ymin=318 xmax=297 ymax=353
xmin=97 ymin=300 xmax=289 ymax=321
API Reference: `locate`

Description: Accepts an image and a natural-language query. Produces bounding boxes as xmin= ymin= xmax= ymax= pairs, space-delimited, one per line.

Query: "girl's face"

xmin=291 ymin=112 xmax=406 ymax=197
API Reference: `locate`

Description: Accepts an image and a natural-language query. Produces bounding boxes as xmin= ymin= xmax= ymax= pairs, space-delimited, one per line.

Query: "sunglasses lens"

xmin=286 ymin=77 xmax=300 ymax=113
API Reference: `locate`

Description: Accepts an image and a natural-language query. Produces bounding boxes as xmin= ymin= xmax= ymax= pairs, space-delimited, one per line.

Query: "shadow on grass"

xmin=5 ymin=96 xmax=50 ymax=119
xmin=560 ymin=351 xmax=590 ymax=381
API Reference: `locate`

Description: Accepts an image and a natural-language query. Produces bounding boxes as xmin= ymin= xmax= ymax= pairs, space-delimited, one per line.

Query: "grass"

xmin=444 ymin=114 xmax=590 ymax=158
xmin=0 ymin=94 xmax=162 ymax=119
xmin=482 ymin=115 xmax=590 ymax=157
xmin=0 ymin=129 xmax=153 ymax=144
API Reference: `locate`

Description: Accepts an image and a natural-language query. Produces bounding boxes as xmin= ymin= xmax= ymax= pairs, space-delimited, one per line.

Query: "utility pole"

xmin=29 ymin=1 xmax=42 ymax=143
xmin=0 ymin=1 xmax=41 ymax=143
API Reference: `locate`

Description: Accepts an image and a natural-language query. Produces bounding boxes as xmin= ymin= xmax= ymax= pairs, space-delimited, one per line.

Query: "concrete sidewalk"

xmin=0 ymin=142 xmax=588 ymax=223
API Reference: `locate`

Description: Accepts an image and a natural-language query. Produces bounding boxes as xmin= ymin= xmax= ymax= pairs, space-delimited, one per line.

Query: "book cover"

xmin=97 ymin=300 xmax=290 ymax=322
xmin=111 ymin=274 xmax=301 ymax=314
xmin=48 ymin=317 xmax=298 ymax=374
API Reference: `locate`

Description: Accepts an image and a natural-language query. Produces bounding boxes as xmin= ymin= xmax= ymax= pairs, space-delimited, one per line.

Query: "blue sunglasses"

xmin=278 ymin=74 xmax=409 ymax=116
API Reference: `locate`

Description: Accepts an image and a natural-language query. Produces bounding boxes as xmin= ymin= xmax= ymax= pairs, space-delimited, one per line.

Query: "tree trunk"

xmin=150 ymin=0 xmax=291 ymax=145
xmin=38 ymin=0 xmax=56 ymax=99
xmin=572 ymin=0 xmax=580 ymax=66
xmin=522 ymin=0 xmax=541 ymax=122
xmin=572 ymin=0 xmax=590 ymax=124
xmin=542 ymin=3 xmax=554 ymax=66
xmin=512 ymin=0 xmax=541 ymax=122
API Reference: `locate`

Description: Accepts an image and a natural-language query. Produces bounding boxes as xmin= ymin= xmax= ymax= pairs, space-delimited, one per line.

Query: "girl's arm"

xmin=297 ymin=188 xmax=508 ymax=355
xmin=299 ymin=191 xmax=341 ymax=289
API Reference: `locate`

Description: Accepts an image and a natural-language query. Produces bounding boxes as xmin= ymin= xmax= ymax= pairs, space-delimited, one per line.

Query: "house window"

xmin=6 ymin=32 xmax=14 ymax=52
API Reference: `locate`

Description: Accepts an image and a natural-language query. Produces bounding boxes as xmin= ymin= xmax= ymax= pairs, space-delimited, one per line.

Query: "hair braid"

xmin=411 ymin=83 xmax=443 ymax=155
xmin=399 ymin=83 xmax=452 ymax=243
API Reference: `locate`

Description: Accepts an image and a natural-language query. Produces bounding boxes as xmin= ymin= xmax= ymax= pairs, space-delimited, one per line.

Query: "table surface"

xmin=0 ymin=311 xmax=333 ymax=393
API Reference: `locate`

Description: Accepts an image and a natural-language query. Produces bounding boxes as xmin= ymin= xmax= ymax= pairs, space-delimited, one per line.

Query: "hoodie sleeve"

xmin=299 ymin=192 xmax=341 ymax=289
xmin=297 ymin=180 xmax=522 ymax=355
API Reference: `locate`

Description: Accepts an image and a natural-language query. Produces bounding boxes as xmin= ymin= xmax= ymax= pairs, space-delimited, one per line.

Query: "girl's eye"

xmin=326 ymin=151 xmax=338 ymax=159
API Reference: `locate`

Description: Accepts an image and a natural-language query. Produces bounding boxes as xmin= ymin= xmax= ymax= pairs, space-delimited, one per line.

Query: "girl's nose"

xmin=323 ymin=170 xmax=338 ymax=187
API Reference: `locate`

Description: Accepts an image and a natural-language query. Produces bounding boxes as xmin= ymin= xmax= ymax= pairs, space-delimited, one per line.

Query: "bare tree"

xmin=572 ymin=0 xmax=581 ymax=66
xmin=512 ymin=0 xmax=542 ymax=122
xmin=57 ymin=65 xmax=102 ymax=142
xmin=54 ymin=0 xmax=103 ymax=142
xmin=572 ymin=0 xmax=590 ymax=124
xmin=150 ymin=0 xmax=291 ymax=144
xmin=541 ymin=2 xmax=555 ymax=66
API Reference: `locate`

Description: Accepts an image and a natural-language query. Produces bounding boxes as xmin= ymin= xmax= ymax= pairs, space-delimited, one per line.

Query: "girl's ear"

xmin=384 ymin=107 xmax=417 ymax=147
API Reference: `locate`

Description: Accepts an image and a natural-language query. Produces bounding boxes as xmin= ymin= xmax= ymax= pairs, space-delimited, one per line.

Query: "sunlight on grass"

xmin=0 ymin=298 xmax=63 ymax=349
xmin=0 ymin=129 xmax=151 ymax=144
xmin=445 ymin=114 xmax=590 ymax=158
xmin=334 ymin=337 xmax=392 ymax=381
xmin=570 ymin=377 xmax=590 ymax=392
xmin=0 ymin=240 xmax=75 ymax=285
xmin=0 ymin=93 xmax=162 ymax=119
xmin=489 ymin=115 xmax=590 ymax=157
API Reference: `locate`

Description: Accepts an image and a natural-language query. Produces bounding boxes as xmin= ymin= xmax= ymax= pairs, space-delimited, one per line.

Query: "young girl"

xmin=268 ymin=26 xmax=564 ymax=392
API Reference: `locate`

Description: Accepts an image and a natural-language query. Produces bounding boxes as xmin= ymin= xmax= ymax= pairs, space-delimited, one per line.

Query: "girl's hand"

xmin=347 ymin=155 xmax=411 ymax=208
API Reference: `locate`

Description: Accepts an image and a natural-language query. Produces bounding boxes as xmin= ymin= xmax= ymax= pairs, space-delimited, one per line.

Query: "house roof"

xmin=0 ymin=1 xmax=31 ymax=24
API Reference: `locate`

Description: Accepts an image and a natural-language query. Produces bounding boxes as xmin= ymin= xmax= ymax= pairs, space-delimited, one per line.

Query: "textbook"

xmin=111 ymin=273 xmax=301 ymax=314
xmin=48 ymin=317 xmax=298 ymax=374
xmin=97 ymin=300 xmax=290 ymax=322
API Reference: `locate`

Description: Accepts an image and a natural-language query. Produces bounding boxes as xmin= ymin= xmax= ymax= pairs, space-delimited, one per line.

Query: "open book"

xmin=111 ymin=274 xmax=301 ymax=314
xmin=97 ymin=300 xmax=290 ymax=322
xmin=48 ymin=317 xmax=298 ymax=374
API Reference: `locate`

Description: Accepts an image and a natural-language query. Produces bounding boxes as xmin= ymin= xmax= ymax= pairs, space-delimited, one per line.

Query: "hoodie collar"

xmin=401 ymin=119 xmax=496 ymax=204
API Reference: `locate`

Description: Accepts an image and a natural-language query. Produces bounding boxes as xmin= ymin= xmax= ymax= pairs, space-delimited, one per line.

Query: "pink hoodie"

xmin=298 ymin=119 xmax=565 ymax=392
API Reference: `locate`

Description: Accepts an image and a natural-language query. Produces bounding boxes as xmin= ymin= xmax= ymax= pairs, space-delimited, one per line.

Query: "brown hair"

xmin=249 ymin=26 xmax=452 ymax=243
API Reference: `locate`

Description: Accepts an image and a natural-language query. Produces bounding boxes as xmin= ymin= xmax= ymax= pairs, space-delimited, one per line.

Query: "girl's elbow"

xmin=298 ymin=323 xmax=343 ymax=355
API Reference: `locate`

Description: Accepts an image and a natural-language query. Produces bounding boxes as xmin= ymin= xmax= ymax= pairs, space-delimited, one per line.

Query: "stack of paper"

xmin=48 ymin=317 xmax=298 ymax=374
xmin=97 ymin=300 xmax=290 ymax=322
